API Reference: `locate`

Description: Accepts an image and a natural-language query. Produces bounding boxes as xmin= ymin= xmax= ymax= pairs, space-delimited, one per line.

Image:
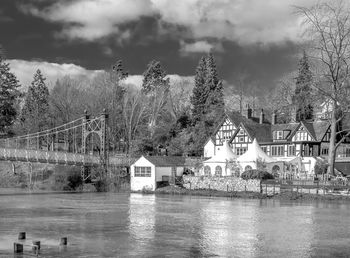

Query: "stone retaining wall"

xmin=183 ymin=175 xmax=261 ymax=192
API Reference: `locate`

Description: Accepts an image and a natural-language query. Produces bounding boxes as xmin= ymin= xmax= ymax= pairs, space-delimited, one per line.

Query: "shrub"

xmin=314 ymin=159 xmax=328 ymax=175
xmin=241 ymin=169 xmax=274 ymax=180
xmin=95 ymin=179 xmax=108 ymax=192
xmin=67 ymin=173 xmax=83 ymax=190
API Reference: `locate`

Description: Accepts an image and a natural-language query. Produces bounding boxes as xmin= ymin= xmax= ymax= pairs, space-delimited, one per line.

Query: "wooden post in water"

xmin=32 ymin=241 xmax=40 ymax=250
xmin=18 ymin=232 xmax=26 ymax=240
xmin=273 ymin=184 xmax=275 ymax=195
xmin=60 ymin=237 xmax=68 ymax=246
xmin=14 ymin=243 xmax=23 ymax=253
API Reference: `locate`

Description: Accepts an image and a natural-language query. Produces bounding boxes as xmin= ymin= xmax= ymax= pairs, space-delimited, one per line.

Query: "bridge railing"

xmin=0 ymin=148 xmax=100 ymax=166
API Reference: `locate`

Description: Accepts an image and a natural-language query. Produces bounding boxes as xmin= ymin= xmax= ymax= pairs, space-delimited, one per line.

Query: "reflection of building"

xmin=204 ymin=107 xmax=350 ymax=176
xmin=127 ymin=194 xmax=155 ymax=256
xmin=130 ymin=156 xmax=186 ymax=191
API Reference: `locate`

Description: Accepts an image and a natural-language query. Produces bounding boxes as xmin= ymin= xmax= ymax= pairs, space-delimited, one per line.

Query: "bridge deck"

xmin=0 ymin=148 xmax=132 ymax=167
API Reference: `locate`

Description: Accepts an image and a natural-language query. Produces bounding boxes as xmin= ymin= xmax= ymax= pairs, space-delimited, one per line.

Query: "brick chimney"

xmin=246 ymin=104 xmax=252 ymax=119
xmin=259 ymin=109 xmax=265 ymax=124
xmin=271 ymin=110 xmax=277 ymax=125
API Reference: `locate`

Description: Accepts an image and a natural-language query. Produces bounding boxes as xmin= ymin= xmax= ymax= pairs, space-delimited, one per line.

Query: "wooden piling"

xmin=18 ymin=232 xmax=26 ymax=240
xmin=14 ymin=243 xmax=23 ymax=253
xmin=32 ymin=240 xmax=40 ymax=250
xmin=60 ymin=237 xmax=68 ymax=246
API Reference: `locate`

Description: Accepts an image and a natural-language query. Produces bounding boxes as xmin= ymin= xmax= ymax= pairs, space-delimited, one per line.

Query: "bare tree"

xmin=295 ymin=0 xmax=350 ymax=174
xmin=50 ymin=76 xmax=86 ymax=124
xmin=167 ymin=77 xmax=192 ymax=120
xmin=122 ymin=85 xmax=148 ymax=154
xmin=265 ymin=72 xmax=296 ymax=123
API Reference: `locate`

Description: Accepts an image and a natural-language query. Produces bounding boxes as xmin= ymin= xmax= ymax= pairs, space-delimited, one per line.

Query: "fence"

xmin=261 ymin=179 xmax=350 ymax=196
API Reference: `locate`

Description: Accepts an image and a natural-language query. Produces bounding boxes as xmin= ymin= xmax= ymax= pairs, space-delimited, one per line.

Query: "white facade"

xmin=130 ymin=156 xmax=185 ymax=191
xmin=204 ymin=139 xmax=215 ymax=158
xmin=130 ymin=156 xmax=156 ymax=191
xmin=202 ymin=141 xmax=237 ymax=176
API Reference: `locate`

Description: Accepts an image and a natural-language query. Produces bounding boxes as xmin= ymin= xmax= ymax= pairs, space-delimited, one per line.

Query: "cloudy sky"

xmin=0 ymin=0 xmax=315 ymax=93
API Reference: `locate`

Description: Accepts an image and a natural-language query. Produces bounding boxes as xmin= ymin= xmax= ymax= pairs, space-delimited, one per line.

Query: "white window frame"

xmin=134 ymin=166 xmax=152 ymax=177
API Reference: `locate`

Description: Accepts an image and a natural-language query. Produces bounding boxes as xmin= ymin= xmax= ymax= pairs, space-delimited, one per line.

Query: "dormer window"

xmin=277 ymin=131 xmax=283 ymax=140
xmin=273 ymin=131 xmax=283 ymax=140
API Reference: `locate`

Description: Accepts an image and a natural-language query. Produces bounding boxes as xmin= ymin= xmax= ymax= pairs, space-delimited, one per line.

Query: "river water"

xmin=0 ymin=192 xmax=349 ymax=258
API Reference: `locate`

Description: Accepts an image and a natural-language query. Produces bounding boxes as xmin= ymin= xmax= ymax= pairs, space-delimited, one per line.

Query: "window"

xmin=215 ymin=166 xmax=222 ymax=176
xmin=261 ymin=146 xmax=267 ymax=153
xmin=236 ymin=147 xmax=247 ymax=155
xmin=321 ymin=147 xmax=329 ymax=155
xmin=277 ymin=131 xmax=283 ymax=140
xmin=204 ymin=166 xmax=211 ymax=176
xmin=288 ymin=145 xmax=296 ymax=156
xmin=239 ymin=130 xmax=244 ymax=135
xmin=134 ymin=166 xmax=151 ymax=177
xmin=273 ymin=131 xmax=283 ymax=140
xmin=239 ymin=137 xmax=244 ymax=142
xmin=271 ymin=145 xmax=284 ymax=156
xmin=346 ymin=148 xmax=350 ymax=157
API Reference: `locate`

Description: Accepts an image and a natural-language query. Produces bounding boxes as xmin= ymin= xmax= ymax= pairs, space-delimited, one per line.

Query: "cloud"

xmin=19 ymin=0 xmax=318 ymax=46
xmin=123 ymin=74 xmax=194 ymax=88
xmin=19 ymin=0 xmax=154 ymax=41
xmin=179 ymin=40 xmax=223 ymax=55
xmin=7 ymin=59 xmax=193 ymax=92
xmin=123 ymin=75 xmax=144 ymax=88
xmin=7 ymin=59 xmax=102 ymax=89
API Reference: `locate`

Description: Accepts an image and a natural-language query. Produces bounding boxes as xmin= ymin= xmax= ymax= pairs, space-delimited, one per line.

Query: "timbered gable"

xmin=230 ymin=124 xmax=252 ymax=155
xmin=321 ymin=127 xmax=331 ymax=142
xmin=291 ymin=124 xmax=316 ymax=142
xmin=214 ymin=117 xmax=236 ymax=146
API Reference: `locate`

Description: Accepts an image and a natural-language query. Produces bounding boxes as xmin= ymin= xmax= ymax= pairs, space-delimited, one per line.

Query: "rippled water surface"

xmin=0 ymin=192 xmax=349 ymax=257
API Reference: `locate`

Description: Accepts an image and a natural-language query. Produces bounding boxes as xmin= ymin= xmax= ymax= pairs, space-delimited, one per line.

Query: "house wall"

xmin=231 ymin=127 xmax=251 ymax=155
xmin=215 ymin=118 xmax=235 ymax=146
xmin=202 ymin=162 xmax=231 ymax=177
xmin=204 ymin=140 xmax=215 ymax=158
xmin=130 ymin=157 xmax=156 ymax=191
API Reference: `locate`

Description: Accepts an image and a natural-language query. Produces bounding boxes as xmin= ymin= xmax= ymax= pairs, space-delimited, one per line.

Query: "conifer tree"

xmin=293 ymin=51 xmax=313 ymax=121
xmin=21 ymin=69 xmax=50 ymax=132
xmin=188 ymin=53 xmax=225 ymax=155
xmin=191 ymin=56 xmax=208 ymax=122
xmin=190 ymin=53 xmax=224 ymax=123
xmin=0 ymin=55 xmax=21 ymax=132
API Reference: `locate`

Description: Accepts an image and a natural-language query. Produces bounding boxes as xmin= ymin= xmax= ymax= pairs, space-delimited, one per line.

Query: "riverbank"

xmin=154 ymin=185 xmax=350 ymax=202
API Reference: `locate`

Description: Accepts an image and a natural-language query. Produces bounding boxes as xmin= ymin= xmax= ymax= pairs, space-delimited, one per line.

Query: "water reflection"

xmin=128 ymin=194 xmax=156 ymax=256
xmin=0 ymin=192 xmax=349 ymax=257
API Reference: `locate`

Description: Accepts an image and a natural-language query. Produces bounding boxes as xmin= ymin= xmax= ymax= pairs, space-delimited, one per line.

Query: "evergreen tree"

xmin=21 ymin=69 xmax=50 ymax=133
xmin=187 ymin=53 xmax=225 ymax=155
xmin=0 ymin=55 xmax=21 ymax=132
xmin=190 ymin=53 xmax=224 ymax=123
xmin=293 ymin=51 xmax=313 ymax=121
xmin=191 ymin=56 xmax=208 ymax=122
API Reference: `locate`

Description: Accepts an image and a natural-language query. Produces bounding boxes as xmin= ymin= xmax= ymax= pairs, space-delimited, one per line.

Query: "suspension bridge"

xmin=0 ymin=110 xmax=132 ymax=181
